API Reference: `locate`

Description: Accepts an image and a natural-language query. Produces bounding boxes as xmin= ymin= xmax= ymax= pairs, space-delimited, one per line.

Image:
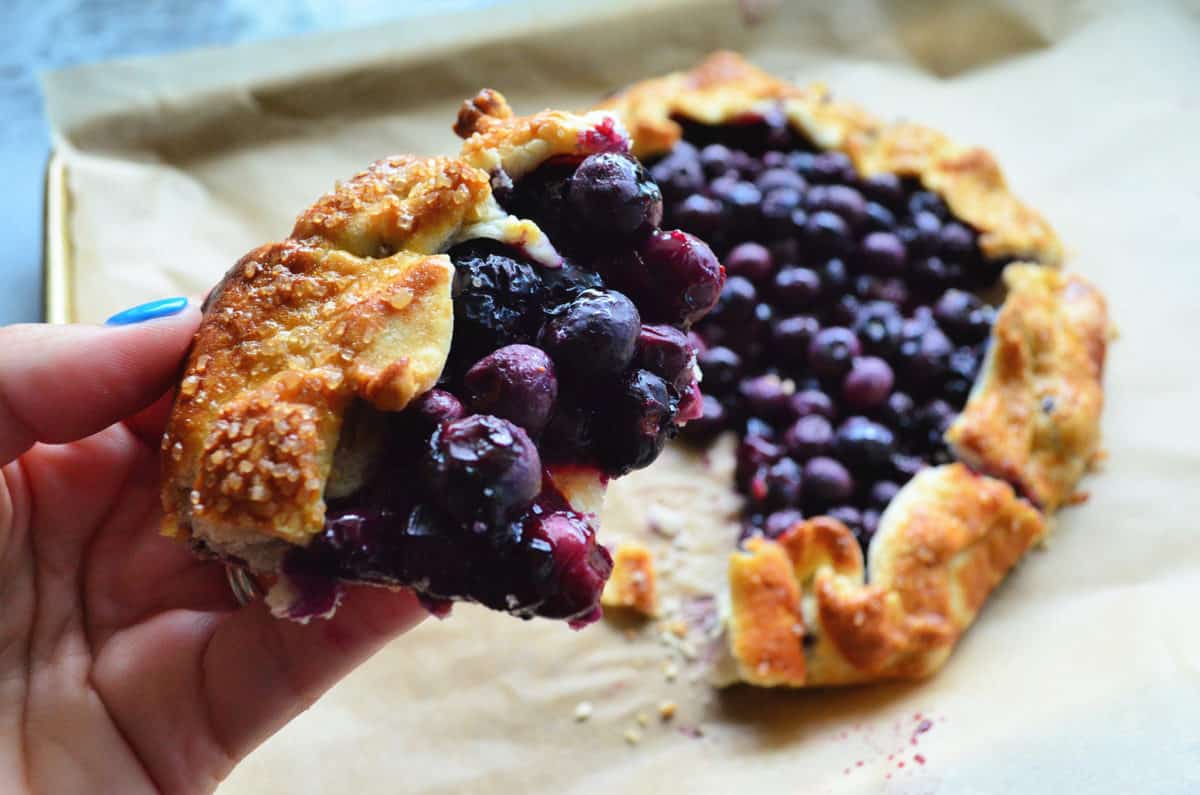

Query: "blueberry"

xmin=540 ymin=398 xmax=598 ymax=464
xmin=852 ymin=301 xmax=903 ymax=357
xmin=724 ymin=242 xmax=775 ymax=283
xmin=425 ymin=415 xmax=542 ymax=525
xmin=738 ymin=374 xmax=792 ymax=421
xmin=568 ymin=152 xmax=663 ymax=244
xmin=525 ymin=511 xmax=613 ymax=623
xmin=539 ymin=288 xmax=640 ymax=379
xmin=634 ymin=324 xmax=695 ymax=391
xmin=934 ymin=289 xmax=995 ymax=344
xmin=764 ymin=457 xmax=804 ymax=508
xmin=699 ymin=143 xmax=735 ymax=178
xmin=890 ymin=452 xmax=925 ymax=482
xmin=540 ymin=258 xmax=603 ymax=306
xmin=858 ymin=231 xmax=908 ymax=275
xmin=737 ymin=434 xmax=784 ymax=491
xmin=908 ymin=190 xmax=949 ymax=220
xmin=842 ymin=356 xmax=895 ymax=410
xmin=464 ymin=345 xmax=558 ymax=435
xmin=410 ymin=389 xmax=465 ymax=431
xmin=809 ymin=151 xmax=856 ymax=183
xmin=636 ymin=229 xmax=726 ymax=326
xmin=859 ymin=508 xmax=881 ymax=545
xmin=790 ymin=389 xmax=836 ymax=420
xmin=714 ymin=180 xmax=763 ymax=231
xmin=672 ymin=194 xmax=725 ymax=239
xmin=829 ymin=294 xmax=862 ymax=327
xmin=807 ymin=327 xmax=862 ymax=380
xmin=764 ymin=509 xmax=805 ymax=538
xmin=761 ymin=189 xmax=806 ymax=238
xmin=863 ymin=201 xmax=897 ymax=232
xmin=860 ymin=173 xmax=903 ymax=208
xmin=804 ymin=210 xmax=853 ymax=256
xmin=500 ymin=160 xmax=575 ymax=244
xmin=803 ymin=456 xmax=855 ymax=506
xmin=784 ymin=414 xmax=835 ymax=460
xmin=806 ymin=184 xmax=866 ymax=229
xmin=881 ymin=391 xmax=917 ymax=436
xmin=868 ymin=480 xmax=901 ymax=509
xmin=938 ymin=221 xmax=976 ymax=260
xmin=756 ymin=167 xmax=807 ymax=194
xmin=696 ymin=346 xmax=742 ymax=393
xmin=709 ymin=275 xmax=758 ymax=325
xmin=770 ymin=315 xmax=821 ymax=363
xmin=819 ymin=257 xmax=850 ymax=296
xmin=900 ymin=326 xmax=954 ymax=387
xmin=908 ymin=211 xmax=943 ymax=255
xmin=649 ymin=140 xmax=704 ymax=200
xmin=772 ymin=266 xmax=823 ymax=310
xmin=853 ymin=275 xmax=910 ymax=306
xmin=835 ymin=416 xmax=896 ymax=471
xmin=448 ymin=241 xmax=545 ymax=366
xmin=598 ymin=369 xmax=676 ymax=475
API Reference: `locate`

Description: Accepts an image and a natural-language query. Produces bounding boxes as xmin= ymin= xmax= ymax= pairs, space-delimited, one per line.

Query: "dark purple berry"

xmin=764 ymin=509 xmax=805 ymax=538
xmin=853 ymin=301 xmax=903 ymax=357
xmin=770 ymin=315 xmax=821 ymax=362
xmin=835 ymin=416 xmax=896 ymax=470
xmin=826 ymin=505 xmax=863 ymax=534
xmin=696 ymin=346 xmax=742 ymax=393
xmin=772 ymin=267 xmax=823 ymax=310
xmin=809 ymin=151 xmax=855 ymax=183
xmin=842 ymin=356 xmax=895 ymax=410
xmin=756 ymin=167 xmax=806 ymax=194
xmin=868 ymin=480 xmax=901 ymax=509
xmin=699 ymin=143 xmax=735 ymax=178
xmin=763 ymin=457 xmax=804 ymax=508
xmin=568 ymin=152 xmax=663 ymax=243
xmin=934 ymin=289 xmax=994 ymax=344
xmin=738 ymin=375 xmax=792 ymax=421
xmin=819 ymin=258 xmax=850 ymax=296
xmin=724 ymin=242 xmax=774 ymax=283
xmin=599 ymin=370 xmax=676 ymax=475
xmin=464 ymin=345 xmax=558 ymax=435
xmin=909 ymin=190 xmax=949 ymax=220
xmin=410 ymin=389 xmax=465 ymax=430
xmin=803 ymin=456 xmax=855 ymax=505
xmin=709 ymin=275 xmax=758 ymax=324
xmin=790 ymin=389 xmax=836 ymax=420
xmin=649 ymin=140 xmax=703 ymax=200
xmin=858 ymin=231 xmax=908 ymax=275
xmin=860 ymin=173 xmax=903 ymax=208
xmin=807 ymin=327 xmax=862 ymax=380
xmin=539 ymin=288 xmax=640 ymax=379
xmin=635 ymin=324 xmax=695 ymax=391
xmin=425 ymin=415 xmax=541 ymax=525
xmin=680 ymin=394 xmax=727 ymax=443
xmin=804 ymin=210 xmax=853 ymax=256
xmin=938 ymin=221 xmax=976 ymax=259
xmin=784 ymin=414 xmax=835 ymax=460
xmin=806 ymin=184 xmax=866 ymax=229
xmin=448 ymin=242 xmax=545 ymax=365
xmin=863 ymin=201 xmax=897 ymax=232
xmin=672 ymin=194 xmax=725 ymax=239
xmin=636 ymin=229 xmax=725 ymax=325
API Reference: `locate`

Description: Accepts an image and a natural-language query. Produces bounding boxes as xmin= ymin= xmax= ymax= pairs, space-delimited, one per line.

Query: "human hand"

xmin=0 ymin=300 xmax=425 ymax=794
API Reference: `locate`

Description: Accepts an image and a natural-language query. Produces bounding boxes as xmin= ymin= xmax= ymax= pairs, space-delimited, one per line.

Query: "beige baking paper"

xmin=41 ymin=0 xmax=1200 ymax=792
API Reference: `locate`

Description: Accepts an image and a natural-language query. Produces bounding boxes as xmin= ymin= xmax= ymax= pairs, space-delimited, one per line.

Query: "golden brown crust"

xmin=598 ymin=51 xmax=1062 ymax=264
xmin=946 ymin=265 xmax=1110 ymax=510
xmin=601 ymin=544 xmax=658 ymax=616
xmin=725 ymin=464 xmax=1046 ymax=687
xmin=162 ymin=92 xmax=632 ymax=555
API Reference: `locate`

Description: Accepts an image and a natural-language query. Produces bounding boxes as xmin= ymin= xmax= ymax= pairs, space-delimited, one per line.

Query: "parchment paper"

xmin=42 ymin=1 xmax=1200 ymax=792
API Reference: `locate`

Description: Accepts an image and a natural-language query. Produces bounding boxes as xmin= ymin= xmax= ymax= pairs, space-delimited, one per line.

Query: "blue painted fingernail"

xmin=105 ymin=297 xmax=189 ymax=326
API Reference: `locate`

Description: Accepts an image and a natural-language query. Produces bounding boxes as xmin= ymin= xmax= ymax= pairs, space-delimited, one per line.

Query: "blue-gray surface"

xmin=0 ymin=0 xmax=498 ymax=324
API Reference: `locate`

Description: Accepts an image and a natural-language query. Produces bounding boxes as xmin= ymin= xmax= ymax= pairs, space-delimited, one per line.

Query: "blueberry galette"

xmin=161 ymin=91 xmax=724 ymax=626
xmin=599 ymin=53 xmax=1110 ymax=684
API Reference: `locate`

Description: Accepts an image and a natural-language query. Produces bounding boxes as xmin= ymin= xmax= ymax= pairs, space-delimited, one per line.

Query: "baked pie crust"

xmin=601 ymin=52 xmax=1111 ymax=687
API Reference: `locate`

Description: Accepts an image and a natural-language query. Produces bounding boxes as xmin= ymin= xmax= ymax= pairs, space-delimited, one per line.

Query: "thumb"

xmin=0 ymin=299 xmax=201 ymax=465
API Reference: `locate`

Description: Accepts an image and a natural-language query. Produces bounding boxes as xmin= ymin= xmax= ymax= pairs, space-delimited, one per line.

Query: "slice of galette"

xmin=160 ymin=91 xmax=724 ymax=627
xmin=598 ymin=52 xmax=1111 ymax=683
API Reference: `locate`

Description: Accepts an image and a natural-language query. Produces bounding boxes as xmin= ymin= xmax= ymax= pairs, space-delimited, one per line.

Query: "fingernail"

xmin=105 ymin=297 xmax=189 ymax=326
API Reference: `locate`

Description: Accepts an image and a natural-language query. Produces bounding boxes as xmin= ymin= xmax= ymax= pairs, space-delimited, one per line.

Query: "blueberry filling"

xmin=284 ymin=150 xmax=724 ymax=625
xmin=659 ymin=112 xmax=1010 ymax=554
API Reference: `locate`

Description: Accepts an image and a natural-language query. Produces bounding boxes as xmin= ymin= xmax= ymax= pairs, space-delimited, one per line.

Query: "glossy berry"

xmin=425 ymin=415 xmax=541 ymax=525
xmin=804 ymin=210 xmax=852 ymax=256
xmin=696 ymin=346 xmax=742 ymax=393
xmin=525 ymin=511 xmax=615 ymax=622
xmin=636 ymin=229 xmax=725 ymax=325
xmin=449 ymin=242 xmax=545 ymax=366
xmin=634 ymin=324 xmax=695 ymax=391
xmin=649 ymin=140 xmax=704 ymax=200
xmin=868 ymin=480 xmax=901 ymax=509
xmin=772 ymin=267 xmax=823 ymax=310
xmin=568 ymin=152 xmax=663 ymax=243
xmin=842 ymin=356 xmax=895 ymax=410
xmin=858 ymin=231 xmax=908 ymax=275
xmin=784 ymin=414 xmax=834 ymax=460
xmin=599 ymin=369 xmax=676 ymax=475
xmin=739 ymin=375 xmax=792 ymax=421
xmin=764 ymin=457 xmax=804 ymax=508
xmin=790 ymin=389 xmax=836 ymax=420
xmin=724 ymin=242 xmax=774 ymax=283
xmin=806 ymin=184 xmax=866 ymax=229
xmin=770 ymin=315 xmax=821 ymax=362
xmin=410 ymin=389 xmax=465 ymax=431
xmin=807 ymin=327 xmax=862 ymax=380
xmin=681 ymin=394 xmax=726 ymax=443
xmin=464 ymin=345 xmax=558 ymax=435
xmin=835 ymin=416 xmax=896 ymax=471
xmin=539 ymin=288 xmax=640 ymax=379
xmin=803 ymin=456 xmax=855 ymax=506
xmin=763 ymin=509 xmax=805 ymax=538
